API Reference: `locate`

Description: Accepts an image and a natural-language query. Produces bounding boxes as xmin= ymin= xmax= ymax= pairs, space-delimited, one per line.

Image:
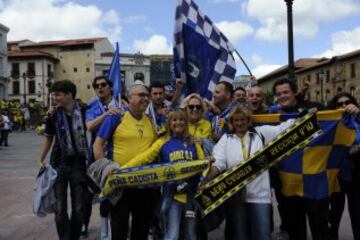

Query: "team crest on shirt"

xmin=138 ymin=129 xmax=144 ymax=138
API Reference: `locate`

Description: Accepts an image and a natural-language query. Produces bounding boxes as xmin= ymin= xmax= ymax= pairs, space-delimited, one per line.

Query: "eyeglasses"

xmin=94 ymin=82 xmax=108 ymax=89
xmin=187 ymin=104 xmax=202 ymax=111
xmin=336 ymin=100 xmax=352 ymax=107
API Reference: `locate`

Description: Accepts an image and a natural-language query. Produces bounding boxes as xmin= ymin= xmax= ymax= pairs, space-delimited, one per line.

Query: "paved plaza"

xmin=0 ymin=131 xmax=354 ymax=239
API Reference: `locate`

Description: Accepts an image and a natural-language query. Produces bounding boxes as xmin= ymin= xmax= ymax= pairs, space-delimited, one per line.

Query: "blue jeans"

xmin=164 ymin=200 xmax=196 ymax=240
xmin=225 ymin=200 xmax=272 ymax=240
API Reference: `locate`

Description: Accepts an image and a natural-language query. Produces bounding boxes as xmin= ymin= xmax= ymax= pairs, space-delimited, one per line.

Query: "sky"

xmin=0 ymin=0 xmax=359 ymax=78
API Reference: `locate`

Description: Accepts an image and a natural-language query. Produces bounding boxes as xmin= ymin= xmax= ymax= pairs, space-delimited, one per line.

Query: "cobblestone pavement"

xmin=0 ymin=131 xmax=353 ymax=239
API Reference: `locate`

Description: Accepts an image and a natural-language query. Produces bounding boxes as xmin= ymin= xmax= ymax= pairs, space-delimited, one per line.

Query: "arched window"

xmin=134 ymin=72 xmax=144 ymax=81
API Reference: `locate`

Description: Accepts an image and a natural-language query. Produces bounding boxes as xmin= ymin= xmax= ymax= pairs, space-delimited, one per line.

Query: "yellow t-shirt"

xmin=97 ymin=111 xmax=156 ymax=165
xmin=188 ymin=119 xmax=211 ymax=139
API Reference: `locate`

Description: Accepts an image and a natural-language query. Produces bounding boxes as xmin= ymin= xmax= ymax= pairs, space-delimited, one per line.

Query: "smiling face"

xmin=275 ymin=83 xmax=297 ymax=108
xmin=231 ymin=113 xmax=251 ymax=136
xmin=248 ymin=86 xmax=263 ymax=109
xmin=128 ymin=85 xmax=150 ymax=115
xmin=186 ymin=97 xmax=203 ymax=123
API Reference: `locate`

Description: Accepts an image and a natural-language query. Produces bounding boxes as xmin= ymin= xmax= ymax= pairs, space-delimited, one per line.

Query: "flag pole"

xmin=234 ymin=49 xmax=253 ymax=77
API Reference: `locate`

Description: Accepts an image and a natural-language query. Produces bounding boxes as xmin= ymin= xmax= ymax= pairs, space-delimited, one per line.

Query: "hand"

xmin=106 ymin=106 xmax=121 ymax=116
xmin=344 ymin=104 xmax=360 ymax=115
xmin=37 ymin=159 xmax=44 ymax=168
xmin=175 ymin=78 xmax=184 ymax=89
xmin=207 ymin=156 xmax=215 ymax=165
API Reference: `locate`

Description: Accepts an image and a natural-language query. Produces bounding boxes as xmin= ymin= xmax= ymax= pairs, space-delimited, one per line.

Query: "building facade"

xmin=0 ymin=24 xmax=9 ymax=100
xmin=7 ymin=51 xmax=58 ymax=105
xmin=8 ymin=38 xmax=114 ymax=103
xmin=257 ymin=49 xmax=360 ymax=104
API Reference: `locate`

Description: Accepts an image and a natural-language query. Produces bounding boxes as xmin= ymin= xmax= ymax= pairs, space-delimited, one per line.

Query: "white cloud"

xmin=0 ymin=0 xmax=122 ymax=43
xmin=252 ymin=64 xmax=282 ymax=78
xmin=315 ymin=26 xmax=360 ymax=58
xmin=215 ymin=20 xmax=254 ymax=44
xmin=244 ymin=0 xmax=360 ymax=41
xmin=209 ymin=0 xmax=240 ymax=3
xmin=133 ymin=34 xmax=172 ymax=55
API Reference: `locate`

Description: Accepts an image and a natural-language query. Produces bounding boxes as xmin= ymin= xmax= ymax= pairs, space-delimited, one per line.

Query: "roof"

xmin=258 ymin=58 xmax=326 ymax=83
xmin=20 ymin=37 xmax=107 ymax=48
xmin=8 ymin=50 xmax=59 ymax=61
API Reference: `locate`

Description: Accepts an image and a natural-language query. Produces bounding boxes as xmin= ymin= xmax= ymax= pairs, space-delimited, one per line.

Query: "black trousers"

xmin=285 ymin=196 xmax=330 ymax=240
xmin=53 ymin=166 xmax=85 ymax=240
xmin=0 ymin=130 xmax=9 ymax=145
xmin=82 ymin=188 xmax=93 ymax=227
xmin=110 ymin=188 xmax=155 ymax=240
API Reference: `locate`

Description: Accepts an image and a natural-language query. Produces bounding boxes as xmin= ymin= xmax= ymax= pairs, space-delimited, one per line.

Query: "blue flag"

xmin=108 ymin=42 xmax=121 ymax=99
xmin=173 ymin=0 xmax=237 ymax=99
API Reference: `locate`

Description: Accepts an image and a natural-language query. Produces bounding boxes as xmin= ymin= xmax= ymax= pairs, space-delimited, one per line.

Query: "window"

xmin=316 ymin=91 xmax=320 ymax=101
xmin=27 ymin=62 xmax=35 ymax=77
xmin=13 ymin=81 xmax=20 ymax=94
xmin=350 ymin=63 xmax=356 ymax=78
xmin=28 ymin=80 xmax=35 ymax=94
xmin=134 ymin=72 xmax=144 ymax=81
xmin=74 ymin=67 xmax=78 ymax=73
xmin=86 ymin=67 xmax=90 ymax=72
xmin=350 ymin=87 xmax=356 ymax=96
xmin=11 ymin=63 xmax=20 ymax=78
xmin=121 ymin=71 xmax=125 ymax=81
xmin=63 ymin=69 xmax=66 ymax=73
xmin=326 ymin=70 xmax=330 ymax=83
xmin=337 ymin=87 xmax=342 ymax=93
xmin=316 ymin=72 xmax=320 ymax=84
xmin=307 ymin=75 xmax=311 ymax=81
xmin=102 ymin=70 xmax=109 ymax=76
xmin=47 ymin=64 xmax=53 ymax=77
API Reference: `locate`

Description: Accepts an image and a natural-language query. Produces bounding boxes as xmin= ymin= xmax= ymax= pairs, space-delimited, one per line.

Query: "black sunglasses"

xmin=188 ymin=104 xmax=202 ymax=111
xmin=336 ymin=100 xmax=352 ymax=107
xmin=94 ymin=82 xmax=108 ymax=89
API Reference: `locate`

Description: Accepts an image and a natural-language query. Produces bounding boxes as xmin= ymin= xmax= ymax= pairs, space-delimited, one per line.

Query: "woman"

xmin=122 ymin=109 xmax=205 ymax=240
xmin=203 ymin=105 xmax=295 ymax=240
xmin=328 ymin=92 xmax=360 ymax=240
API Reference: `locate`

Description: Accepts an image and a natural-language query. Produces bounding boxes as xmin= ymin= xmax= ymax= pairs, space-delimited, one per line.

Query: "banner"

xmin=102 ymin=160 xmax=209 ymax=198
xmin=195 ymin=112 xmax=322 ymax=215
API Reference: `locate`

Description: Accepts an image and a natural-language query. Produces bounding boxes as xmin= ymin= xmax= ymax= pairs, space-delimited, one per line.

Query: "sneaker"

xmin=81 ymin=224 xmax=88 ymax=237
xmin=275 ymin=231 xmax=289 ymax=240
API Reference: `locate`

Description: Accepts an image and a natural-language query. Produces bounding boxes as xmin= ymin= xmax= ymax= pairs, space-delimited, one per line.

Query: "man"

xmin=93 ymin=84 xmax=157 ymax=240
xmin=248 ymin=86 xmax=268 ymax=114
xmin=206 ymin=81 xmax=236 ymax=141
xmin=38 ymin=80 xmax=89 ymax=240
xmin=233 ymin=86 xmax=247 ymax=106
xmin=84 ymin=76 xmax=120 ymax=238
xmin=146 ymin=80 xmax=182 ymax=132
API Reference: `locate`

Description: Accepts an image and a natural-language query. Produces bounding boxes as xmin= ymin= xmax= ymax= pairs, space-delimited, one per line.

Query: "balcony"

xmin=11 ymin=71 xmax=20 ymax=79
xmin=26 ymin=70 xmax=36 ymax=78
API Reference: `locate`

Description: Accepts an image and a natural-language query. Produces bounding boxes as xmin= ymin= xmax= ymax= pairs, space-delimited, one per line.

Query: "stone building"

xmin=8 ymin=38 xmax=114 ymax=103
xmin=0 ymin=23 xmax=9 ymax=100
xmin=257 ymin=49 xmax=360 ymax=104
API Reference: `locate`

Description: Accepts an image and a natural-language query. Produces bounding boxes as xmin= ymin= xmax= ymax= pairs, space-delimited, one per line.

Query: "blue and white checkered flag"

xmin=173 ymin=0 xmax=237 ymax=99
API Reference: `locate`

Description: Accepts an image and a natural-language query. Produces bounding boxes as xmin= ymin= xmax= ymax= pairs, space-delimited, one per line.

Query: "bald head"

xmin=128 ymin=84 xmax=150 ymax=116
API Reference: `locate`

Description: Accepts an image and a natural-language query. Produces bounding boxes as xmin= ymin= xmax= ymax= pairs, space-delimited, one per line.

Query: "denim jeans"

xmin=225 ymin=200 xmax=272 ymax=240
xmin=164 ymin=200 xmax=197 ymax=240
xmin=53 ymin=166 xmax=85 ymax=240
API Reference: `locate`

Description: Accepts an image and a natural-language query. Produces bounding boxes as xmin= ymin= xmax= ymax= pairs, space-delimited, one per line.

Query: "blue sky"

xmin=1 ymin=0 xmax=359 ymax=77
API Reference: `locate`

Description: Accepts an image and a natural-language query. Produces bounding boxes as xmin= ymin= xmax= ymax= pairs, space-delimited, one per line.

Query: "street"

xmin=0 ymin=131 xmax=354 ymax=239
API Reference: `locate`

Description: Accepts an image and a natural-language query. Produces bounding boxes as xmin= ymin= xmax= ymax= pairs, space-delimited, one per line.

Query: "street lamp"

xmin=22 ymin=72 xmax=27 ymax=105
xmin=318 ymin=69 xmax=325 ymax=103
xmin=284 ymin=0 xmax=295 ymax=82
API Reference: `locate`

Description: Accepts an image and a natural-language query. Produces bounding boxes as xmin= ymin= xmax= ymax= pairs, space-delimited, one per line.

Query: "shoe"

xmin=80 ymin=224 xmax=88 ymax=237
xmin=275 ymin=231 xmax=289 ymax=240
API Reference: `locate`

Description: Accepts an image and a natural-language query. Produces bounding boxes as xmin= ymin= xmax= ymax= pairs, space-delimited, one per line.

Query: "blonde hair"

xmin=181 ymin=93 xmax=207 ymax=112
xmin=166 ymin=109 xmax=193 ymax=144
xmin=227 ymin=105 xmax=253 ymax=133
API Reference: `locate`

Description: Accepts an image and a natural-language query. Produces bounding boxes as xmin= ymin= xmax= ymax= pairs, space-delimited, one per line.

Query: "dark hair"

xmin=218 ymin=81 xmax=234 ymax=98
xmin=51 ymin=80 xmax=77 ymax=98
xmin=328 ymin=92 xmax=359 ymax=109
xmin=235 ymin=86 xmax=246 ymax=93
xmin=149 ymin=81 xmax=165 ymax=93
xmin=272 ymin=78 xmax=298 ymax=95
xmin=92 ymin=76 xmax=113 ymax=89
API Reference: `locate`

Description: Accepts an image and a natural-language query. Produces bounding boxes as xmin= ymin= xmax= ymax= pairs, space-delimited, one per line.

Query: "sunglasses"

xmin=94 ymin=82 xmax=108 ymax=89
xmin=336 ymin=100 xmax=352 ymax=107
xmin=188 ymin=104 xmax=202 ymax=111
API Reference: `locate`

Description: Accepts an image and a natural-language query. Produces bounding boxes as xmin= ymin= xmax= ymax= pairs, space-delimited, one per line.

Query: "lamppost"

xmin=285 ymin=0 xmax=295 ymax=82
xmin=22 ymin=72 xmax=27 ymax=104
xmin=319 ymin=69 xmax=325 ymax=103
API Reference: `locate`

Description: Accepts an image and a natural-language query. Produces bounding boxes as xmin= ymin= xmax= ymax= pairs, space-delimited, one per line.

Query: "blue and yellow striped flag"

xmin=252 ymin=110 xmax=357 ymax=199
